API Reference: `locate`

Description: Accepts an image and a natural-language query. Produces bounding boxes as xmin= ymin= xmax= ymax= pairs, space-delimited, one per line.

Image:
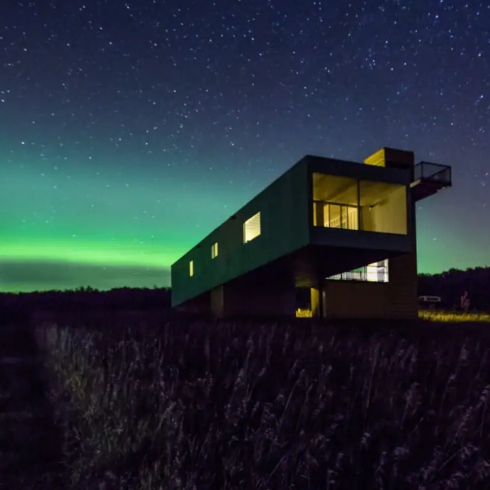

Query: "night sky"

xmin=1 ymin=0 xmax=489 ymax=292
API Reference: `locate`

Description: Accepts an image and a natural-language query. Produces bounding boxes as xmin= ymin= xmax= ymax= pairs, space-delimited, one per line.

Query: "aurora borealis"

xmin=1 ymin=0 xmax=489 ymax=292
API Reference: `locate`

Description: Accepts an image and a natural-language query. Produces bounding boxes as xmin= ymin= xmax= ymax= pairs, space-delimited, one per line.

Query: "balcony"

xmin=411 ymin=162 xmax=452 ymax=201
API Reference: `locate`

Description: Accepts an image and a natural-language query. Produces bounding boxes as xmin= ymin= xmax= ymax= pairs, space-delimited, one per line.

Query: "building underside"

xmin=178 ymin=243 xmax=418 ymax=321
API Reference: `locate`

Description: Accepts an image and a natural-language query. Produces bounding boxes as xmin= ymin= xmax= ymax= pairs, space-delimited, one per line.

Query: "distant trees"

xmin=1 ymin=267 xmax=489 ymax=322
xmin=418 ymin=267 xmax=490 ymax=311
xmin=0 ymin=287 xmax=172 ymax=321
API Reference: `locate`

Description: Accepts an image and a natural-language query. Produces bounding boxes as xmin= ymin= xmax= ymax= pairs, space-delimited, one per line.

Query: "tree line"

xmin=418 ymin=266 xmax=490 ymax=311
xmin=1 ymin=266 xmax=489 ymax=323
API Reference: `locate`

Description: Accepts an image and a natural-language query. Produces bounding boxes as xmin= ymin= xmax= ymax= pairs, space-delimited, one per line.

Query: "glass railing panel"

xmin=413 ymin=162 xmax=452 ymax=183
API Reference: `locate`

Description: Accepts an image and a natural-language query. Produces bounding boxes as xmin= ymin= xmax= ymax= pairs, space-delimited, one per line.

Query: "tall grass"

xmin=37 ymin=321 xmax=490 ymax=489
xmin=419 ymin=310 xmax=490 ymax=323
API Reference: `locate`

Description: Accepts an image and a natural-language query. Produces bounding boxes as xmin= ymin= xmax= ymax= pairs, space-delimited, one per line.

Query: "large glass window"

xmin=323 ymin=204 xmax=358 ymax=229
xmin=359 ymin=181 xmax=407 ymax=235
xmin=312 ymin=173 xmax=407 ymax=235
xmin=312 ymin=174 xmax=359 ymax=230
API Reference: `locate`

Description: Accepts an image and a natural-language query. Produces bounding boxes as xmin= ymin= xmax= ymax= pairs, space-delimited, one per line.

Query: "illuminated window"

xmin=313 ymin=202 xmax=359 ymax=230
xmin=312 ymin=173 xmax=359 ymax=230
xmin=189 ymin=260 xmax=194 ymax=277
xmin=243 ymin=212 xmax=261 ymax=243
xmin=327 ymin=260 xmax=389 ymax=282
xmin=359 ymin=181 xmax=407 ymax=234
xmin=211 ymin=242 xmax=218 ymax=259
xmin=312 ymin=173 xmax=407 ymax=235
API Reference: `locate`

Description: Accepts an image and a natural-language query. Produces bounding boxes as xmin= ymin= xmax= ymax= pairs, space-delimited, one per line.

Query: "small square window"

xmin=243 ymin=212 xmax=261 ymax=243
xmin=189 ymin=260 xmax=194 ymax=277
xmin=211 ymin=242 xmax=218 ymax=259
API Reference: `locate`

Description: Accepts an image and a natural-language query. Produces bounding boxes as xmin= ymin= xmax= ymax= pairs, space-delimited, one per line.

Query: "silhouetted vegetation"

xmin=1 ymin=266 xmax=489 ymax=325
xmin=0 ymin=286 xmax=171 ymax=313
xmin=418 ymin=267 xmax=490 ymax=311
xmin=0 ymin=326 xmax=66 ymax=488
xmin=37 ymin=319 xmax=490 ymax=489
xmin=0 ymin=267 xmax=488 ymax=487
xmin=0 ymin=287 xmax=172 ymax=327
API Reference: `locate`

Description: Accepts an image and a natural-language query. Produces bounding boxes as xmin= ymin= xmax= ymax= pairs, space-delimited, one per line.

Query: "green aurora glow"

xmin=2 ymin=0 xmax=490 ymax=292
xmin=1 ymin=150 xmax=275 ymax=292
xmin=2 ymin=149 xmax=488 ymax=293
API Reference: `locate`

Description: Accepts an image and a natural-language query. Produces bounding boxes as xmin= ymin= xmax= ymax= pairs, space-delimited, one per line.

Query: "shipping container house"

xmin=170 ymin=148 xmax=452 ymax=319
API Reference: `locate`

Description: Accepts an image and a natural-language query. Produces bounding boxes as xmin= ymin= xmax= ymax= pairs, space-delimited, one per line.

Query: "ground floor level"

xmin=177 ymin=253 xmax=419 ymax=321
xmin=295 ymin=280 xmax=417 ymax=320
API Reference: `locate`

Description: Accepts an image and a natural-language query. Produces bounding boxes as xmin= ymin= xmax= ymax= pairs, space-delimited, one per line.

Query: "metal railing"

xmin=413 ymin=162 xmax=452 ymax=184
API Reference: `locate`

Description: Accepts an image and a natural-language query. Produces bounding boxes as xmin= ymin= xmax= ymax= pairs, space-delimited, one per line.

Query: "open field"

xmin=23 ymin=316 xmax=490 ymax=489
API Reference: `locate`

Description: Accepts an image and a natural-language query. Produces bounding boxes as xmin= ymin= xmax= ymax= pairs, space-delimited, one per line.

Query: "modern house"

xmin=171 ymin=148 xmax=452 ymax=320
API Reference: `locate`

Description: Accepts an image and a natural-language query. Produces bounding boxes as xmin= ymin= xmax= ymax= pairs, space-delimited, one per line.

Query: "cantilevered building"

xmin=171 ymin=148 xmax=452 ymax=320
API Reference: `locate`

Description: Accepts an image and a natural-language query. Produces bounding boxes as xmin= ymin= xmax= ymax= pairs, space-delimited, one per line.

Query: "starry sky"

xmin=1 ymin=0 xmax=489 ymax=292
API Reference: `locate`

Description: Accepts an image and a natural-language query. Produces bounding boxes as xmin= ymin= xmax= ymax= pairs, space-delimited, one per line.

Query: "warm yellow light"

xmin=211 ymin=242 xmax=218 ymax=259
xmin=243 ymin=212 xmax=261 ymax=243
xmin=419 ymin=310 xmax=490 ymax=323
xmin=189 ymin=260 xmax=194 ymax=276
xmin=364 ymin=148 xmax=386 ymax=167
xmin=310 ymin=288 xmax=320 ymax=316
xmin=296 ymin=308 xmax=313 ymax=318
xmin=312 ymin=174 xmax=359 ymax=230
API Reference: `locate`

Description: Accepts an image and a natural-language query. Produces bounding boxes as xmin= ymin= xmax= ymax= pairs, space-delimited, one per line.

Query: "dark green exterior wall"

xmin=171 ymin=159 xmax=311 ymax=306
xmin=171 ymin=154 xmax=416 ymax=308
